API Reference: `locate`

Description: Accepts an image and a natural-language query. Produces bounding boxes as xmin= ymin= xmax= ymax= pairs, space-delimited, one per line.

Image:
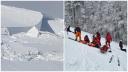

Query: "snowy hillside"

xmin=65 ymin=1 xmax=127 ymax=44
xmin=64 ymin=27 xmax=127 ymax=71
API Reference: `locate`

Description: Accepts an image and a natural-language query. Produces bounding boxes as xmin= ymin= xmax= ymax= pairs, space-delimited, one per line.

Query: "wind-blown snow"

xmin=1 ymin=5 xmax=43 ymax=27
xmin=64 ymin=27 xmax=127 ymax=71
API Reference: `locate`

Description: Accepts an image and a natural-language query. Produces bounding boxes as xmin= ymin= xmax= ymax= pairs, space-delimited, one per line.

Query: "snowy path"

xmin=64 ymin=28 xmax=127 ymax=71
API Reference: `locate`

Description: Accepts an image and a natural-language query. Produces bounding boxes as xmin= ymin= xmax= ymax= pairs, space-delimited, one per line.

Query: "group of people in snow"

xmin=66 ymin=25 xmax=126 ymax=53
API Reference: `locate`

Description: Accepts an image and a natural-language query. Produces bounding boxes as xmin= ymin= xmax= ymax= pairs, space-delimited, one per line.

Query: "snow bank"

xmin=1 ymin=5 xmax=43 ymax=27
xmin=48 ymin=18 xmax=64 ymax=37
xmin=26 ymin=26 xmax=39 ymax=38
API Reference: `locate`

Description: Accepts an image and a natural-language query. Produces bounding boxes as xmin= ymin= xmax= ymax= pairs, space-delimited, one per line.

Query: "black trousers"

xmin=120 ymin=47 xmax=126 ymax=52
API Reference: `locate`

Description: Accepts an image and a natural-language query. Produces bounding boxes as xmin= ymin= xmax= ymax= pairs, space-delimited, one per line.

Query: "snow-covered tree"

xmin=65 ymin=1 xmax=127 ymax=44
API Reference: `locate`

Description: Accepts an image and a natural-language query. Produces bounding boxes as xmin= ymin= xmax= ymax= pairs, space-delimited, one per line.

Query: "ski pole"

xmin=117 ymin=57 xmax=120 ymax=66
xmin=109 ymin=55 xmax=114 ymax=63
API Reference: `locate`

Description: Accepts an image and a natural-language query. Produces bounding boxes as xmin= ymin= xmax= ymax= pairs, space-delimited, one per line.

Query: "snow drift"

xmin=48 ymin=18 xmax=64 ymax=37
xmin=1 ymin=5 xmax=43 ymax=27
xmin=1 ymin=5 xmax=43 ymax=35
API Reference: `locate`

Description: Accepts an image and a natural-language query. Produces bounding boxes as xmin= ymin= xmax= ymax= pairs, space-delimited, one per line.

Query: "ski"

xmin=117 ymin=57 xmax=120 ymax=66
xmin=109 ymin=55 xmax=114 ymax=63
xmin=68 ymin=37 xmax=75 ymax=41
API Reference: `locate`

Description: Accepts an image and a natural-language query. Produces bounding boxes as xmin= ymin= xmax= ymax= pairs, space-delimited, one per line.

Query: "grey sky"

xmin=2 ymin=1 xmax=63 ymax=19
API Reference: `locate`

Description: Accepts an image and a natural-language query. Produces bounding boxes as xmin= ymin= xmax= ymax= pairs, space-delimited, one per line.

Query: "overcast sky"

xmin=2 ymin=1 xmax=63 ymax=19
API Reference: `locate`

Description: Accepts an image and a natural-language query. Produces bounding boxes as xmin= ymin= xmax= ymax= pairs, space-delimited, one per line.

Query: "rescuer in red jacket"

xmin=106 ymin=32 xmax=112 ymax=47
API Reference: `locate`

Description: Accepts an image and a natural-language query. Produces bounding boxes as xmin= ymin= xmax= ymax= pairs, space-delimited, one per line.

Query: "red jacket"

xmin=91 ymin=37 xmax=100 ymax=46
xmin=96 ymin=32 xmax=101 ymax=41
xmin=92 ymin=37 xmax=97 ymax=44
xmin=96 ymin=37 xmax=100 ymax=46
xmin=106 ymin=32 xmax=112 ymax=43
xmin=100 ymin=45 xmax=109 ymax=52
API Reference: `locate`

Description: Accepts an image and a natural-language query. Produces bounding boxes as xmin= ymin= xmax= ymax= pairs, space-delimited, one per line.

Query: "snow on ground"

xmin=1 ymin=59 xmax=62 ymax=71
xmin=48 ymin=18 xmax=64 ymax=37
xmin=1 ymin=27 xmax=9 ymax=35
xmin=64 ymin=27 xmax=127 ymax=71
xmin=1 ymin=31 xmax=63 ymax=71
xmin=1 ymin=4 xmax=64 ymax=71
xmin=26 ymin=26 xmax=39 ymax=38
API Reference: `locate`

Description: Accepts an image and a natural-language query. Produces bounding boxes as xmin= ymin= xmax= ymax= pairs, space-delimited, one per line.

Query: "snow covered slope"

xmin=64 ymin=27 xmax=127 ymax=71
xmin=48 ymin=18 xmax=64 ymax=37
xmin=1 ymin=5 xmax=43 ymax=27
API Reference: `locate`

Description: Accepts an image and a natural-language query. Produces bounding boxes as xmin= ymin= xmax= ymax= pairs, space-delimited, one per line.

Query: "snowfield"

xmin=64 ymin=27 xmax=127 ymax=71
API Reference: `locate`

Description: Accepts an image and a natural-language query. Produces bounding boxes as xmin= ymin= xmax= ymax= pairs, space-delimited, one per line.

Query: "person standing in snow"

xmin=66 ymin=25 xmax=71 ymax=34
xmin=119 ymin=40 xmax=126 ymax=52
xmin=105 ymin=32 xmax=112 ymax=47
xmin=119 ymin=40 xmax=123 ymax=50
xmin=74 ymin=26 xmax=81 ymax=41
xmin=96 ymin=32 xmax=101 ymax=46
